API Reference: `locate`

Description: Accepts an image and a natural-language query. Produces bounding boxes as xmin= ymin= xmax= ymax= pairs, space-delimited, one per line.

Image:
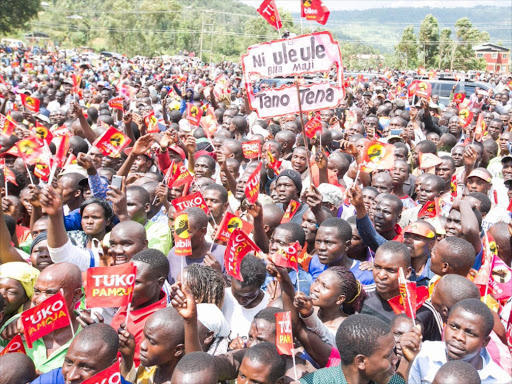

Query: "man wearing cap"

xmin=275 ymin=169 xmax=308 ymax=225
xmin=465 ymin=168 xmax=508 ymax=208
xmin=403 ymin=221 xmax=437 ymax=287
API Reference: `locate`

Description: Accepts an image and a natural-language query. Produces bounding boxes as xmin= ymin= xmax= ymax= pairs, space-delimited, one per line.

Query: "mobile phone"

xmin=111 ymin=175 xmax=124 ymax=189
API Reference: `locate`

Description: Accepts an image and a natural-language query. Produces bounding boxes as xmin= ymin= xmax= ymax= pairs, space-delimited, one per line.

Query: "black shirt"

xmin=361 ymin=288 xmax=443 ymax=342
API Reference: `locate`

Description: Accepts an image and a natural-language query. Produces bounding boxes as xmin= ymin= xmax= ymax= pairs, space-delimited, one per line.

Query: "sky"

xmin=240 ymin=0 xmax=511 ymax=11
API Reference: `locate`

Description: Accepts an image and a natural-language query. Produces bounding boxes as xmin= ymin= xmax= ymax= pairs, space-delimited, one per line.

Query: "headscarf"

xmin=196 ymin=303 xmax=230 ymax=355
xmin=30 ymin=232 xmax=48 ymax=254
xmin=0 ymin=262 xmax=40 ymax=311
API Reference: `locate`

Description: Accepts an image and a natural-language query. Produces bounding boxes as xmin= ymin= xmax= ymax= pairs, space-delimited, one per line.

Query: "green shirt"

xmin=300 ymin=366 xmax=406 ymax=384
xmin=24 ymin=325 xmax=82 ymax=373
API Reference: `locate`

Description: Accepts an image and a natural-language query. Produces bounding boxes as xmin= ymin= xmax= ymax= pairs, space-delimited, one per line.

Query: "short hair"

xmin=438 ymin=274 xmax=480 ymax=302
xmin=362 ymin=186 xmax=379 ymax=196
xmin=79 ymin=197 xmax=113 ymax=221
xmin=336 ymin=314 xmax=391 ymax=365
xmin=196 ymin=155 xmax=216 ymax=171
xmin=151 ymin=306 xmax=185 ymax=344
xmin=254 ymin=307 xmax=285 ymax=331
xmin=439 ymin=155 xmax=455 ymax=169
xmin=319 ymin=218 xmax=352 ymax=242
xmin=244 ymin=342 xmax=286 ymax=383
xmin=203 ymin=183 xmax=228 ymax=204
xmin=131 ymin=249 xmax=170 ymax=279
xmin=433 ymin=360 xmax=480 ymax=384
xmin=173 ymin=351 xmax=218 ymax=377
xmin=440 ymin=237 xmax=476 ymax=275
xmin=184 ymin=264 xmax=225 ymax=308
xmin=275 ymin=222 xmax=306 ymax=247
xmin=376 ymin=241 xmax=411 ymax=266
xmin=376 ymin=193 xmax=403 ymax=212
xmin=393 ymin=142 xmax=409 ymax=156
xmin=449 ymin=298 xmax=494 ymax=337
xmin=0 ymin=352 xmax=37 ymax=384
xmin=423 ymin=174 xmax=445 ymax=193
xmin=185 ymin=206 xmax=208 ymax=230
xmin=416 ymin=139 xmax=437 ymax=154
xmin=467 ymin=192 xmax=492 ymax=215
xmin=240 ymin=254 xmax=267 ymax=288
xmin=74 ymin=323 xmax=119 ymax=361
xmin=126 ymin=185 xmax=150 ymax=205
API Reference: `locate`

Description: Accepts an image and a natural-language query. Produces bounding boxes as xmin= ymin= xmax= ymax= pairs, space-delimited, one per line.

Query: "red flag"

xmin=458 ymin=108 xmax=474 ymax=128
xmin=360 ymin=140 xmax=395 ymax=172
xmin=417 ymin=67 xmax=426 ymax=76
xmin=187 ymin=104 xmax=203 ymax=127
xmin=50 ymin=124 xmax=71 ymax=138
xmin=86 ymin=264 xmax=136 ymax=308
xmin=214 ymin=211 xmax=254 ymax=244
xmin=33 ymin=124 xmax=53 ymax=146
xmin=280 ymin=200 xmax=300 ymax=224
xmin=474 ymin=113 xmax=486 ymax=142
xmin=273 ymin=241 xmax=300 ymax=271
xmin=490 ymin=251 xmax=512 ymax=302
xmin=428 ymin=70 xmax=436 ymax=80
xmin=407 ymin=80 xmax=431 ymax=99
xmin=200 ymin=107 xmax=218 ymax=138
xmin=304 ymin=113 xmax=323 ymax=139
xmin=172 ymin=191 xmax=209 ymax=215
xmin=20 ymin=94 xmax=40 ymax=113
xmin=81 ymin=361 xmax=122 ymax=384
xmin=0 ymin=113 xmax=15 ymax=137
xmin=257 ymin=0 xmax=282 ymax=31
xmin=108 ymin=96 xmax=124 ymax=111
xmin=0 ymin=334 xmax=26 ymax=356
xmin=144 ymin=110 xmax=159 ymax=133
xmin=117 ymin=81 xmax=137 ymax=100
xmin=224 ymin=228 xmax=260 ymax=281
xmin=388 ymin=274 xmax=429 ymax=320
xmin=24 ymin=63 xmax=34 ymax=71
xmin=245 ymin=163 xmax=262 ymax=204
xmin=16 ymin=137 xmax=43 ymax=165
xmin=301 ymin=0 xmax=330 ymax=25
xmin=267 ymin=151 xmax=282 ymax=175
xmin=174 ymin=212 xmax=192 ymax=256
xmin=20 ymin=291 xmax=72 ymax=348
xmin=417 ymin=199 xmax=441 ymax=219
xmin=275 ymin=311 xmax=294 ymax=355
xmin=242 ymin=140 xmax=262 ymax=160
xmin=72 ymin=74 xmax=81 ymax=94
xmin=1 ymin=159 xmax=18 ymax=186
xmin=298 ymin=246 xmax=312 ymax=272
xmin=33 ymin=160 xmax=50 ymax=182
xmin=450 ymin=175 xmax=458 ymax=200
xmin=453 ymin=93 xmax=465 ymax=104
xmin=53 ymin=136 xmax=70 ymax=168
xmin=92 ymin=127 xmax=131 ymax=158
xmin=168 ymin=161 xmax=193 ymax=188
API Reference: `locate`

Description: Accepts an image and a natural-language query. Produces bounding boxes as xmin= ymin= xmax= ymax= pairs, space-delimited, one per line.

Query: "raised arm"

xmin=0 ymin=202 xmax=25 ymax=263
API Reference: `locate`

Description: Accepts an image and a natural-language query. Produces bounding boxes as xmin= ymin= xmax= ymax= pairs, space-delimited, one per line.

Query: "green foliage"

xmin=0 ymin=0 xmax=41 ymax=35
xmin=396 ymin=26 xmax=418 ymax=69
xmin=418 ymin=14 xmax=440 ymax=68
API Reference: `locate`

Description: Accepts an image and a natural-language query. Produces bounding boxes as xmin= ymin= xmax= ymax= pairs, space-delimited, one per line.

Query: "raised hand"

xmin=293 ymin=291 xmax=314 ymax=318
xmin=132 ymin=134 xmax=154 ymax=156
xmin=39 ymin=186 xmax=63 ymax=216
xmin=170 ymin=281 xmax=197 ymax=322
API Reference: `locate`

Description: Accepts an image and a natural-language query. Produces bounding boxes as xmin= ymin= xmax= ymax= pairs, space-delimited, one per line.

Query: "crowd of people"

xmin=0 ymin=42 xmax=511 ymax=384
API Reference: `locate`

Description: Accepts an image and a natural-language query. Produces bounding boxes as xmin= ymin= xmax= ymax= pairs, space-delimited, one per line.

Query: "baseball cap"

xmin=467 ymin=169 xmax=492 ymax=183
xmin=404 ymin=222 xmax=436 ymax=239
xmin=501 ymin=155 xmax=512 ymax=163
xmin=169 ymin=145 xmax=186 ymax=160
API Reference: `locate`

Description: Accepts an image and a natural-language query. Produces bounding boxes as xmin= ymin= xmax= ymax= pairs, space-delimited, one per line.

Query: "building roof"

xmin=473 ymin=43 xmax=510 ymax=52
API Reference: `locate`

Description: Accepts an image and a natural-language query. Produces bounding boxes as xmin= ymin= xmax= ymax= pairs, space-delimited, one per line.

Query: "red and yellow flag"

xmin=275 ymin=311 xmax=294 ymax=355
xmin=20 ymin=94 xmax=40 ymax=113
xmin=224 ymin=228 xmax=260 ymax=281
xmin=174 ymin=213 xmax=192 ymax=256
xmin=360 ymin=140 xmax=395 ymax=172
xmin=245 ymin=163 xmax=262 ymax=204
xmin=92 ymin=127 xmax=131 ymax=157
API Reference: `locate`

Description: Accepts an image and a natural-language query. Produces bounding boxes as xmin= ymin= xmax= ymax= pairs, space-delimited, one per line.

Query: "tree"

xmin=452 ymin=17 xmax=489 ymax=70
xmin=0 ymin=0 xmax=40 ymax=34
xmin=438 ymin=28 xmax=453 ymax=70
xmin=418 ymin=14 xmax=439 ymax=68
xmin=396 ymin=26 xmax=418 ymax=69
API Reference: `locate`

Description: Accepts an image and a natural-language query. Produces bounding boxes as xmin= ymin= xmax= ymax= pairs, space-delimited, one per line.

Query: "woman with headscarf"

xmin=0 ymin=262 xmax=40 ymax=345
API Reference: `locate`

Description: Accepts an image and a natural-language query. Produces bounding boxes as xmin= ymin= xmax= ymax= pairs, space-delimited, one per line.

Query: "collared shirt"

xmin=300 ymin=366 xmax=406 ymax=384
xmin=409 ymin=341 xmax=512 ymax=384
xmin=410 ymin=257 xmax=435 ymax=287
xmin=25 ymin=325 xmax=82 ymax=373
xmin=110 ymin=291 xmax=167 ymax=367
xmin=308 ymin=255 xmax=375 ymax=286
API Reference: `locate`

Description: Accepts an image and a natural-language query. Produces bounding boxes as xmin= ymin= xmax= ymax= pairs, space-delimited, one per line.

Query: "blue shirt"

xmin=308 ymin=255 xmax=375 ymax=286
xmin=410 ymin=257 xmax=435 ymax=287
xmin=32 ymin=368 xmax=132 ymax=384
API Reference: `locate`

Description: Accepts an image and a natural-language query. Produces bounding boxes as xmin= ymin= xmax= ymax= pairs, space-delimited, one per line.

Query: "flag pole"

xmin=24 ymin=163 xmax=35 ymax=185
xmin=295 ymin=80 xmax=313 ymax=187
xmin=124 ymin=303 xmax=132 ymax=327
xmin=61 ymin=288 xmax=75 ymax=338
xmin=291 ymin=348 xmax=299 ymax=382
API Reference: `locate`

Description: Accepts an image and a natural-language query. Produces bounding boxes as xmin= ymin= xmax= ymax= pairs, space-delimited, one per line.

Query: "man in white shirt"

xmin=408 ymin=298 xmax=511 ymax=384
